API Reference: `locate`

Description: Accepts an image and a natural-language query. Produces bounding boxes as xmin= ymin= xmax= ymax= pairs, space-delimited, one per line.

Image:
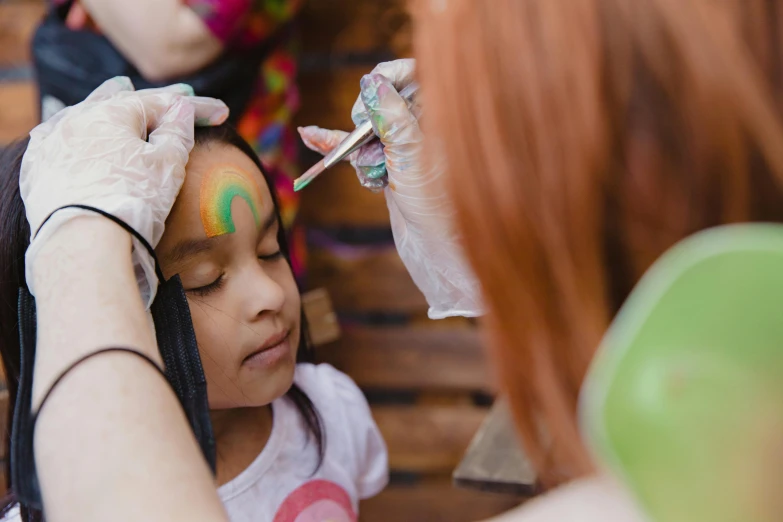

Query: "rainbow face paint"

xmin=200 ymin=165 xmax=264 ymax=238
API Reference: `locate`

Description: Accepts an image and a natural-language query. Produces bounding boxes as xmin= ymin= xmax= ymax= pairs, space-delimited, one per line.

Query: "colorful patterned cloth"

xmin=185 ymin=0 xmax=306 ymax=281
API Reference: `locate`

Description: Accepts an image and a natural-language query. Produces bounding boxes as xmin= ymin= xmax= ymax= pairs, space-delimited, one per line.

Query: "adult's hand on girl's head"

xmin=20 ymin=77 xmax=229 ymax=308
xmin=298 ymin=59 xmax=483 ymax=319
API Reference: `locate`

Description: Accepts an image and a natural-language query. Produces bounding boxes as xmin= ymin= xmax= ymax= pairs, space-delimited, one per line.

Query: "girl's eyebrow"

xmin=162 ymin=237 xmax=216 ymax=266
xmin=163 ymin=211 xmax=278 ymax=266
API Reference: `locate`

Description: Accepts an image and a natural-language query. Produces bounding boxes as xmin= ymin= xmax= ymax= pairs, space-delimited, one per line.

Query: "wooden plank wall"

xmin=0 ymin=1 xmax=521 ymax=519
xmin=294 ymin=3 xmax=520 ymax=521
xmin=0 ymin=0 xmax=41 ymax=144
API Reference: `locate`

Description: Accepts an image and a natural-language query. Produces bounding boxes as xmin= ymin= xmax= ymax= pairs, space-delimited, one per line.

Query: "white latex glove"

xmin=299 ymin=59 xmax=483 ymax=319
xmin=21 ymin=77 xmax=229 ymax=308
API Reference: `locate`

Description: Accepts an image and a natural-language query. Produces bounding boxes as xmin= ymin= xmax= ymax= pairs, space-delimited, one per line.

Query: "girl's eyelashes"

xmin=258 ymin=251 xmax=284 ymax=261
xmin=185 ymin=251 xmax=282 ymax=297
xmin=187 ymin=274 xmax=225 ymax=297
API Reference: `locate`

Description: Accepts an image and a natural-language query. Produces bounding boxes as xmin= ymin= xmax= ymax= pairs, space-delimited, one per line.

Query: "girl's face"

xmin=156 ymin=143 xmax=301 ymax=410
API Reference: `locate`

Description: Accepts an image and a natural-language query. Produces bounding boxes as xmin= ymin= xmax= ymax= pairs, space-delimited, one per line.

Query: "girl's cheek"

xmin=188 ymin=299 xmax=222 ymax=353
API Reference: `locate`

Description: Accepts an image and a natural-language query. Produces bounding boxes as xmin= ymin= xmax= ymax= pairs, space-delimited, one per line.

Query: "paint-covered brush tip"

xmin=293 ymin=159 xmax=326 ymax=192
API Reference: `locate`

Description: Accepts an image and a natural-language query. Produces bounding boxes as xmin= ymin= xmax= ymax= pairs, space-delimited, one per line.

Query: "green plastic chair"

xmin=581 ymin=224 xmax=783 ymax=522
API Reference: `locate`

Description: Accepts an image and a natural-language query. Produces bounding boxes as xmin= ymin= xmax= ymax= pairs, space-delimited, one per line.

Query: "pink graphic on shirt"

xmin=273 ymin=480 xmax=356 ymax=522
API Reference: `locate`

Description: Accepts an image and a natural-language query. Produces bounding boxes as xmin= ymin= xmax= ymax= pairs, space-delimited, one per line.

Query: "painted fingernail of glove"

xmin=196 ymin=107 xmax=229 ymax=126
xmin=176 ymin=83 xmax=196 ymax=96
xmin=360 ymin=74 xmax=386 ymax=135
xmin=361 ymin=164 xmax=387 ymax=180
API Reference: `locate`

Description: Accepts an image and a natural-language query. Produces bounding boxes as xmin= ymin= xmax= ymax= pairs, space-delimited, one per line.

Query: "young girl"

xmin=0 ymin=125 xmax=388 ymax=522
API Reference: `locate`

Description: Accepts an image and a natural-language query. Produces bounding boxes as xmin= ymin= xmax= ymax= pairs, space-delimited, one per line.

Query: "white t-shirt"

xmin=3 ymin=363 xmax=388 ymax=522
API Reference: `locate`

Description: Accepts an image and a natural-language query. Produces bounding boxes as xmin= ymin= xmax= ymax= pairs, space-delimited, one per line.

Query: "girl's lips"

xmin=242 ymin=331 xmax=291 ymax=369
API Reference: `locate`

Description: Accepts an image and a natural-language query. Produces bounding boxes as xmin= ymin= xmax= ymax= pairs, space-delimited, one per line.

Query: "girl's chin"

xmin=209 ymin=362 xmax=297 ymax=409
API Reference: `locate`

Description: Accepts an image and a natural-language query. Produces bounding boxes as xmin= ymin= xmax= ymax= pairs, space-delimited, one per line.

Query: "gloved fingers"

xmin=146 ymin=96 xmax=196 ymax=167
xmin=133 ymin=83 xmax=196 ymax=98
xmin=141 ymin=93 xmax=228 ymax=129
xmin=103 ymin=83 xmax=197 ymax=103
xmin=354 ymin=141 xmax=389 ymax=191
xmin=351 ymin=59 xmax=416 ymax=125
xmin=189 ymin=96 xmax=230 ymax=126
xmin=350 ymin=96 xmax=368 ymax=126
xmin=87 ymin=81 xmax=226 ymax=130
xmin=122 ymin=85 xmax=227 ymax=125
xmin=369 ymin=58 xmax=417 ymax=88
xmin=297 ymin=126 xmax=350 ymax=155
xmin=84 ymin=76 xmax=136 ymax=102
xmin=298 ymin=125 xmax=387 ymax=191
xmin=359 ymin=73 xmax=423 ymax=144
xmin=133 ymin=94 xmax=227 ymax=144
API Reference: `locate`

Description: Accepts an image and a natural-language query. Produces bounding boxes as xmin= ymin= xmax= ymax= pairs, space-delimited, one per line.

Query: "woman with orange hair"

xmin=15 ymin=0 xmax=783 ymax=521
xmin=301 ymin=0 xmax=783 ymax=519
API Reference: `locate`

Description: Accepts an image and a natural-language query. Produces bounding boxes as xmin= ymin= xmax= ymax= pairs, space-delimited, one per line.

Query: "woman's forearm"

xmin=31 ymin=217 xmax=159 ymax=402
xmin=31 ymin=217 xmax=227 ymax=522
xmin=79 ymin=0 xmax=223 ymax=81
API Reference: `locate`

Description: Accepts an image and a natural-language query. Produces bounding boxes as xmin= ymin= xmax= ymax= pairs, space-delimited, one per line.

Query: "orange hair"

xmin=412 ymin=0 xmax=783 ymax=487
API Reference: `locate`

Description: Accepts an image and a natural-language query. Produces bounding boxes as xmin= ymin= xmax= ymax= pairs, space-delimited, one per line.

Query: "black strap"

xmin=35 ymin=204 xmax=165 ymax=283
xmin=33 ymin=347 xmax=165 ymax=421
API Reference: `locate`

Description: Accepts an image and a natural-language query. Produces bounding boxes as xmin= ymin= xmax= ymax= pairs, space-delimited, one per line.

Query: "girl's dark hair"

xmin=0 ymin=124 xmax=323 ymax=521
xmin=0 ymin=139 xmax=33 ymax=521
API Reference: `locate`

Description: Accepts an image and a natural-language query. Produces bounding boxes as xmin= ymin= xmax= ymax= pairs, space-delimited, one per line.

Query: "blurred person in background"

xmin=33 ymin=0 xmax=307 ymax=281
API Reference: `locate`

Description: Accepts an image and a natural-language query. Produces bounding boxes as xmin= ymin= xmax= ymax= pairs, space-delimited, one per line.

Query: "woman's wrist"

xmin=31 ymin=215 xmax=132 ymax=289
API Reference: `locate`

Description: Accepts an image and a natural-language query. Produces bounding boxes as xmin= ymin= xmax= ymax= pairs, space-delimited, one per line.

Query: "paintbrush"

xmin=294 ymin=81 xmax=420 ymax=192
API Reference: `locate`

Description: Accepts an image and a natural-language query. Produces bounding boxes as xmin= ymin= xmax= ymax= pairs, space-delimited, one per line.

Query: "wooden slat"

xmin=309 ymin=246 xmax=426 ymax=313
xmin=0 ymin=82 xmax=36 ymax=145
xmin=359 ymin=480 xmax=521 ymax=522
xmin=296 ymin=68 xmax=366 ymax=132
xmin=374 ymin=404 xmax=487 ymax=474
xmin=300 ymin=0 xmax=411 ymax=56
xmin=299 ymin=163 xmax=391 ymax=227
xmin=0 ymin=1 xmax=46 ymax=67
xmin=318 ymin=326 xmax=492 ymax=392
xmin=454 ymin=400 xmax=538 ymax=496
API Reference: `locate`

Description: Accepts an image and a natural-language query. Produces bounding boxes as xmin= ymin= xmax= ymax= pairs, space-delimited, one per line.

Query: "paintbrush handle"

xmin=323 ymin=81 xmax=420 ymax=169
xmin=323 ymin=121 xmax=374 ymax=169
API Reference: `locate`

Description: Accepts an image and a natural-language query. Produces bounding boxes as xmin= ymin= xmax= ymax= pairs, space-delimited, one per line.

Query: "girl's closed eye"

xmin=187 ymin=273 xmax=226 ymax=297
xmin=257 ymin=232 xmax=284 ymax=262
xmin=187 ymin=251 xmax=282 ymax=297
xmin=258 ymin=250 xmax=284 ymax=261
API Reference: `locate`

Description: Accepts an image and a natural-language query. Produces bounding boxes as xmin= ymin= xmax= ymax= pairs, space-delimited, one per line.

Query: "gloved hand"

xmin=299 ymin=59 xmax=483 ymax=319
xmin=21 ymin=77 xmax=228 ymax=308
